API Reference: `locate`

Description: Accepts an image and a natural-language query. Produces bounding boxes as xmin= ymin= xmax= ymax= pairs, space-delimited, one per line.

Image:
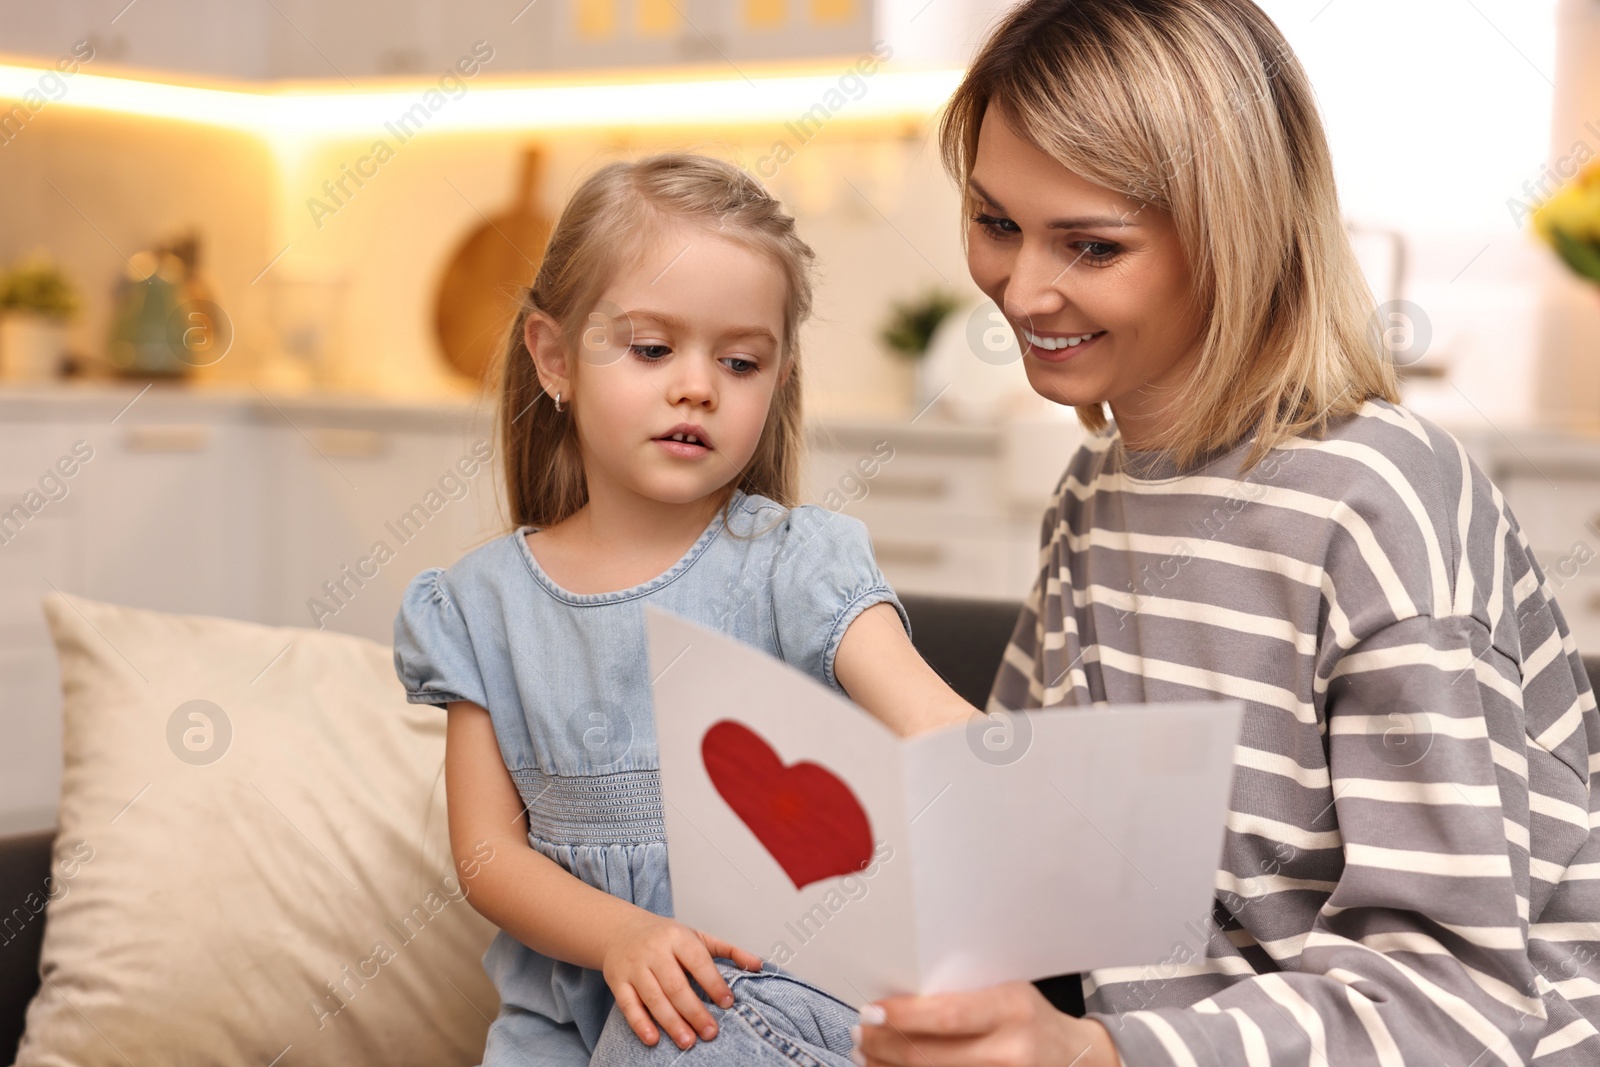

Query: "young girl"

xmin=392 ymin=153 xmax=975 ymax=1067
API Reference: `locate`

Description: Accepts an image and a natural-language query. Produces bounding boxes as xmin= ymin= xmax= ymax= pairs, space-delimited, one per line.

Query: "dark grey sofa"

xmin=0 ymin=593 xmax=1075 ymax=1062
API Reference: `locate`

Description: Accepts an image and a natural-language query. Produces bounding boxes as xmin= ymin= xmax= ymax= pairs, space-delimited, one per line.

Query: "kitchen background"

xmin=1 ymin=0 xmax=1599 ymax=832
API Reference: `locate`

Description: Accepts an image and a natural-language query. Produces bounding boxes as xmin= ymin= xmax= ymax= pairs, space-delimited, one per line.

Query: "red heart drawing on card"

xmin=700 ymin=719 xmax=873 ymax=890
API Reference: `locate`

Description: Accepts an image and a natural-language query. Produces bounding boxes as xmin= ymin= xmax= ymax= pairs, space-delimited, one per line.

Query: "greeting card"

xmin=645 ymin=606 xmax=1242 ymax=1005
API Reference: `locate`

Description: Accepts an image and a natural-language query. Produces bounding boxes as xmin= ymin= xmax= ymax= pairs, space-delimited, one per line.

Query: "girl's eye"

xmin=630 ymin=344 xmax=759 ymax=374
xmin=971 ymin=211 xmax=1019 ymax=238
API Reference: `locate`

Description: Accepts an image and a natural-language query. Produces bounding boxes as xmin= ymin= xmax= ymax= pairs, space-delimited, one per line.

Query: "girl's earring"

xmin=553 ymin=391 xmax=564 ymax=413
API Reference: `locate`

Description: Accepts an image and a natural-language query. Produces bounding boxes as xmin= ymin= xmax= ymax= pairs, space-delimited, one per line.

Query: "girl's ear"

xmin=524 ymin=310 xmax=572 ymax=401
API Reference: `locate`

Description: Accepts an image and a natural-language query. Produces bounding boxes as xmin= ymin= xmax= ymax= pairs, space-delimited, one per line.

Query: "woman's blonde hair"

xmin=939 ymin=0 xmax=1398 ymax=469
xmin=497 ymin=152 xmax=814 ymax=529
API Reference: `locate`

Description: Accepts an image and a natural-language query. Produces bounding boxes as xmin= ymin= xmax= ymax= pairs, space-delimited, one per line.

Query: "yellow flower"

xmin=1534 ymin=161 xmax=1600 ymax=244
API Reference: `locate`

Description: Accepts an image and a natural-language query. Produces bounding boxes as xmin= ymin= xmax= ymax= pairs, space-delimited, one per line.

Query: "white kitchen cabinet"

xmin=1497 ymin=472 xmax=1600 ymax=558
xmin=0 ymin=0 xmax=513 ymax=80
xmin=0 ymin=419 xmax=94 ymax=833
xmin=261 ymin=411 xmax=502 ymax=644
xmin=265 ymin=0 xmax=439 ymax=79
xmin=800 ymin=418 xmax=1053 ymax=602
xmin=0 ymin=0 xmax=971 ymax=80
xmin=422 ymin=0 xmax=556 ymax=77
xmin=0 ymin=0 xmax=274 ymax=80
xmin=83 ymin=418 xmax=269 ymax=619
xmin=0 ymin=2 xmax=92 ymax=66
xmin=0 ymin=385 xmax=503 ymax=832
xmin=539 ymin=0 xmax=878 ymax=70
xmin=0 ymin=408 xmax=266 ymax=830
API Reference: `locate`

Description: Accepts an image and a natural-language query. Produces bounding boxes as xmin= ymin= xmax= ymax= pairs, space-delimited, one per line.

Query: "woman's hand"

xmin=851 ymin=981 xmax=1122 ymax=1067
xmin=599 ymin=909 xmax=764 ymax=1051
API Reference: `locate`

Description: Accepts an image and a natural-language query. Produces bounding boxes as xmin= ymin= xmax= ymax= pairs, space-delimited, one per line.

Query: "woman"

xmin=855 ymin=0 xmax=1600 ymax=1064
xmin=594 ymin=0 xmax=1600 ymax=1064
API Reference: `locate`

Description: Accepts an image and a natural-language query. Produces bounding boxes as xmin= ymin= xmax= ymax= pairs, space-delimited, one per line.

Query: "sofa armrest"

xmin=0 ymin=830 xmax=53 ymax=1064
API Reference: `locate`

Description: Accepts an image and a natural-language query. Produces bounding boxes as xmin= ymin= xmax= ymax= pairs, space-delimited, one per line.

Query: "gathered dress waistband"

xmin=509 ymin=766 xmax=667 ymax=846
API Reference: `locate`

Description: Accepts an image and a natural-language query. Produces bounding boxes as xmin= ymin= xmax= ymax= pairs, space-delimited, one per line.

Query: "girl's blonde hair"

xmin=939 ymin=0 xmax=1399 ymax=469
xmin=497 ymin=152 xmax=815 ymax=529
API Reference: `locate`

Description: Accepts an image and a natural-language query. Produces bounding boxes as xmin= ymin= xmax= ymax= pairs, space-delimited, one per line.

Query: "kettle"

xmin=107 ymin=248 xmax=187 ymax=378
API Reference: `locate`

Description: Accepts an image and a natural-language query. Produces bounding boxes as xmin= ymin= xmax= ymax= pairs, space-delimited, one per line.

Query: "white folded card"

xmin=645 ymin=605 xmax=1242 ymax=1005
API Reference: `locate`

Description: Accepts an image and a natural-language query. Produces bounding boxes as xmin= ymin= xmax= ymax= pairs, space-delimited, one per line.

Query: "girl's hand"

xmin=851 ymin=981 xmax=1122 ymax=1067
xmin=600 ymin=909 xmax=765 ymax=1050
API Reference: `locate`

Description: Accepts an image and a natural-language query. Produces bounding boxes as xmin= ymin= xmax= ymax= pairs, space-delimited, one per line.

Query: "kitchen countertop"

xmin=0 ymin=380 xmax=492 ymax=433
xmin=4 ymin=381 xmax=1600 ymax=472
xmin=0 ymin=380 xmax=1026 ymax=449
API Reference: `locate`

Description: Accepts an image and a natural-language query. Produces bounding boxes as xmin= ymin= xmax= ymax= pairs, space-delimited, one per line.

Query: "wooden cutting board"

xmin=434 ymin=146 xmax=553 ymax=382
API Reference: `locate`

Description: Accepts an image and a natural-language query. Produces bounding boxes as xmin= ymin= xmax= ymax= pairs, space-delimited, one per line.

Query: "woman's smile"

xmin=1019 ymin=328 xmax=1107 ymax=362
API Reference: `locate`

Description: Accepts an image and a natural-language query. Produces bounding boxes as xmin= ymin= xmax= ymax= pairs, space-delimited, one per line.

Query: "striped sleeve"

xmin=989 ymin=499 xmax=1054 ymax=714
xmin=1099 ymin=610 xmax=1599 ymax=1066
xmin=1518 ymin=541 xmax=1600 ymax=1063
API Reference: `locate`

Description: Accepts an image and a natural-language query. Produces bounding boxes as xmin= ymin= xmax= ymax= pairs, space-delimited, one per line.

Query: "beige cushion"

xmin=15 ymin=593 xmax=499 ymax=1066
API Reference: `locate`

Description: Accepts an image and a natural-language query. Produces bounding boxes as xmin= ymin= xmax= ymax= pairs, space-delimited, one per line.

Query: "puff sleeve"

xmin=392 ymin=566 xmax=490 ymax=709
xmin=768 ymin=505 xmax=910 ymax=694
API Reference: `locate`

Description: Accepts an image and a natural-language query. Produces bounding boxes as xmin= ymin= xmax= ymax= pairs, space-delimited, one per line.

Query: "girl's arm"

xmin=833 ymin=602 xmax=979 ymax=736
xmin=443 ymin=700 xmax=763 ymax=1050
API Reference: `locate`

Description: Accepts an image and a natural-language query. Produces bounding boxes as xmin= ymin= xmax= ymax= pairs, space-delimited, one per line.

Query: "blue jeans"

xmin=588 ymin=960 xmax=860 ymax=1066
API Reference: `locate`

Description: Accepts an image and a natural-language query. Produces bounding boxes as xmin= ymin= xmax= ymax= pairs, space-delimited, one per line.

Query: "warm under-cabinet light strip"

xmin=0 ymin=61 xmax=963 ymax=137
xmin=0 ymin=63 xmax=276 ymax=128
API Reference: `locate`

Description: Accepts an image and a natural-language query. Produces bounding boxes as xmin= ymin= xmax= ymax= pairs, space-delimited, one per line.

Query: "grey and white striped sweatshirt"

xmin=988 ymin=399 xmax=1600 ymax=1066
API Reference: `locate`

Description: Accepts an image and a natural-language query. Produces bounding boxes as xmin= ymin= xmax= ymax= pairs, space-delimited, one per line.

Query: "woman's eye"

xmin=722 ymin=356 xmax=759 ymax=375
xmin=630 ymin=344 xmax=671 ymax=360
xmin=970 ymin=209 xmax=1122 ymax=266
xmin=1074 ymin=241 xmax=1121 ymax=265
xmin=971 ymin=212 xmax=1019 ymax=238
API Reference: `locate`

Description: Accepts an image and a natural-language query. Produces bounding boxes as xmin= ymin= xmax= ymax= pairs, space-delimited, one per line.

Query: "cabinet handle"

xmin=874 ymin=541 xmax=945 ymax=567
xmin=122 ymin=425 xmax=211 ymax=452
xmin=869 ymin=475 xmax=948 ymax=501
xmin=307 ymin=428 xmax=388 ymax=458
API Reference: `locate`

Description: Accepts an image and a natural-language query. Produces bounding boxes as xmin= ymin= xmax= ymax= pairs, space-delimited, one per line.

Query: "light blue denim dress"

xmin=392 ymin=489 xmax=908 ymax=1067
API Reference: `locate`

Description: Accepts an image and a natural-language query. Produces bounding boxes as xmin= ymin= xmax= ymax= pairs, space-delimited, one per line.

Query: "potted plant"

xmin=1534 ymin=159 xmax=1600 ymax=289
xmin=879 ymin=287 xmax=963 ymax=411
xmin=0 ymin=256 xmax=80 ymax=381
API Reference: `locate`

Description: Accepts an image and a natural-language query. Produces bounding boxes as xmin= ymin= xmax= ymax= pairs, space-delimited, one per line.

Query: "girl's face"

xmin=965 ymin=105 xmax=1207 ymax=444
xmin=541 ymin=216 xmax=790 ymax=510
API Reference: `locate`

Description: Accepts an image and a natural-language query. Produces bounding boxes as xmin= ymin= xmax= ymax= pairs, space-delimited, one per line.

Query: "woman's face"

xmin=965 ymin=106 xmax=1207 ymax=444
